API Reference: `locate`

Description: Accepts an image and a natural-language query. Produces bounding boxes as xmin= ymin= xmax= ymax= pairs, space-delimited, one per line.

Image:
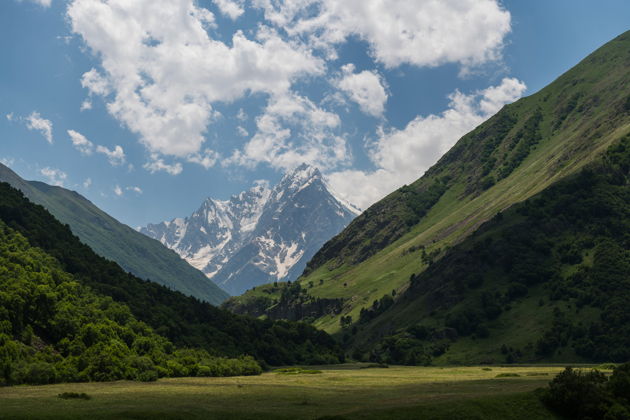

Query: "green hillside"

xmin=226 ymin=31 xmax=630 ymax=342
xmin=350 ymin=134 xmax=630 ymax=365
xmin=0 ymin=218 xmax=260 ymax=385
xmin=0 ymin=164 xmax=228 ymax=305
xmin=0 ymin=182 xmax=343 ymax=375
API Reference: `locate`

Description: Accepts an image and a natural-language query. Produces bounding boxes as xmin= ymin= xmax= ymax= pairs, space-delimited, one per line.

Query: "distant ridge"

xmin=0 ymin=163 xmax=229 ymax=305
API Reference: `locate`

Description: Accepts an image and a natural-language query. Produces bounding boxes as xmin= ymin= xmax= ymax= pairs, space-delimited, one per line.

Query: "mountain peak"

xmin=141 ymin=164 xmax=360 ymax=295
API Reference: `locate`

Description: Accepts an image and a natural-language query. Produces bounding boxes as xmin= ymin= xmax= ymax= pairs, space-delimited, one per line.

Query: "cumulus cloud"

xmin=80 ymin=99 xmax=92 ymax=111
xmin=25 ymin=112 xmax=53 ymax=143
xmin=81 ymin=68 xmax=110 ymax=96
xmin=40 ymin=167 xmax=67 ymax=186
xmin=83 ymin=177 xmax=92 ymax=189
xmin=96 ymin=144 xmax=126 ymax=166
xmin=228 ymin=92 xmax=348 ymax=171
xmin=143 ymin=156 xmax=183 ymax=175
xmin=113 ymin=185 xmax=123 ymax=196
xmin=336 ymin=63 xmax=387 ymax=117
xmin=68 ymin=129 xmax=94 ymax=155
xmin=187 ymin=149 xmax=219 ymax=169
xmin=126 ymin=186 xmax=143 ymax=194
xmin=254 ymin=0 xmax=511 ymax=69
xmin=213 ymin=0 xmax=244 ymax=20
xmin=68 ymin=0 xmax=323 ymax=167
xmin=6 ymin=113 xmax=15 ymax=121
xmin=327 ymin=78 xmax=526 ymax=209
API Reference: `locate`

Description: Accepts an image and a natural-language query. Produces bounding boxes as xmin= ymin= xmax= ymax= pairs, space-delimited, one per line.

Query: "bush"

xmin=540 ymin=367 xmax=609 ymax=419
xmin=136 ymin=370 xmax=158 ymax=382
xmin=21 ymin=362 xmax=57 ymax=385
xmin=495 ymin=373 xmax=520 ymax=378
xmin=58 ymin=392 xmax=91 ymax=400
xmin=609 ymin=363 xmax=630 ymax=402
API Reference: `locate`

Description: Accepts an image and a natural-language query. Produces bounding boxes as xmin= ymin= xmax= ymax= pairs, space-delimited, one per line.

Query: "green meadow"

xmin=0 ymin=364 xmax=578 ymax=419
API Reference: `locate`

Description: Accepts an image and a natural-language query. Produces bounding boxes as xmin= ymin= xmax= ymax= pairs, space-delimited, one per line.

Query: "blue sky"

xmin=1 ymin=0 xmax=628 ymax=228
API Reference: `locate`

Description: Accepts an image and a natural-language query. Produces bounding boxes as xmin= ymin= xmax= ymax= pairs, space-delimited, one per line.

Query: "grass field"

xmin=0 ymin=365 xmax=574 ymax=419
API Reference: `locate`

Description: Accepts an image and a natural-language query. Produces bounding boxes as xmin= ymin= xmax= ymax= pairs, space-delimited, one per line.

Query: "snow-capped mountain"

xmin=140 ymin=164 xmax=360 ymax=295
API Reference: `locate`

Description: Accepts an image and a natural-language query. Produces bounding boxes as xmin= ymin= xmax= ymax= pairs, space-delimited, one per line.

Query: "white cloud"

xmin=18 ymin=0 xmax=52 ymax=7
xmin=68 ymin=0 xmax=324 ymax=166
xmin=228 ymin=92 xmax=348 ymax=171
xmin=327 ymin=78 xmax=526 ymax=209
xmin=236 ymin=108 xmax=247 ymax=121
xmin=143 ymin=156 xmax=183 ymax=175
xmin=114 ymin=185 xmax=123 ymax=196
xmin=213 ymin=0 xmax=244 ymax=20
xmin=336 ymin=63 xmax=387 ymax=117
xmin=96 ymin=144 xmax=126 ymax=166
xmin=80 ymin=99 xmax=92 ymax=111
xmin=237 ymin=126 xmax=249 ymax=137
xmin=254 ymin=0 xmax=511 ymax=69
xmin=126 ymin=186 xmax=143 ymax=194
xmin=25 ymin=111 xmax=53 ymax=143
xmin=187 ymin=148 xmax=219 ymax=169
xmin=6 ymin=113 xmax=15 ymax=121
xmin=81 ymin=68 xmax=110 ymax=96
xmin=83 ymin=177 xmax=92 ymax=189
xmin=67 ymin=129 xmax=94 ymax=155
xmin=40 ymin=167 xmax=67 ymax=186
xmin=1 ymin=158 xmax=15 ymax=168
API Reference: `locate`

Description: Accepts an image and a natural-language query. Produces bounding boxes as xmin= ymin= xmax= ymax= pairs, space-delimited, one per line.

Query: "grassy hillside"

xmin=0 ymin=164 xmax=228 ymax=305
xmin=226 ymin=30 xmax=630 ymax=337
xmin=0 ymin=182 xmax=343 ymax=368
xmin=347 ymin=134 xmax=629 ymax=365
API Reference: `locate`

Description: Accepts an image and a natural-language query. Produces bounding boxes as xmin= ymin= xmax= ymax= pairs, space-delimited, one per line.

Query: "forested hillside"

xmin=0 ymin=220 xmax=260 ymax=385
xmin=0 ymin=182 xmax=343 ymax=385
xmin=0 ymin=164 xmax=228 ymax=305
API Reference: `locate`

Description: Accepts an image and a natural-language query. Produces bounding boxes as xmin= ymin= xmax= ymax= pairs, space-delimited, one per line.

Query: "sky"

xmin=1 ymin=0 xmax=629 ymax=228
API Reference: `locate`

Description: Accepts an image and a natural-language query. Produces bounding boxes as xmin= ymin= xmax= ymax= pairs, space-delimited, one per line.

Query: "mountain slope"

xmin=0 ymin=164 xmax=228 ymax=305
xmin=141 ymin=164 xmax=359 ymax=295
xmin=349 ymin=134 xmax=630 ymax=364
xmin=0 ymin=218 xmax=260 ymax=385
xmin=0 ymin=181 xmax=343 ymax=366
xmin=227 ymin=30 xmax=630 ymax=334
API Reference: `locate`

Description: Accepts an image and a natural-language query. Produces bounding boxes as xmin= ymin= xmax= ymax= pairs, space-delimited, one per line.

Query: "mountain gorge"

xmin=141 ymin=164 xmax=359 ymax=295
xmin=226 ymin=31 xmax=630 ymax=363
xmin=0 ymin=164 xmax=228 ymax=305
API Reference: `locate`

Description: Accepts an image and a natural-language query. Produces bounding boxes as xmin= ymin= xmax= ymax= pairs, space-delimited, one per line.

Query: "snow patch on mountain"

xmin=140 ymin=164 xmax=359 ymax=295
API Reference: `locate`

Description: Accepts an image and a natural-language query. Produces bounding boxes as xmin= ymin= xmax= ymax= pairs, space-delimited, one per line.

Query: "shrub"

xmin=136 ymin=370 xmax=158 ymax=382
xmin=495 ymin=373 xmax=520 ymax=378
xmin=58 ymin=392 xmax=91 ymax=400
xmin=21 ymin=362 xmax=57 ymax=385
xmin=540 ymin=367 xmax=609 ymax=419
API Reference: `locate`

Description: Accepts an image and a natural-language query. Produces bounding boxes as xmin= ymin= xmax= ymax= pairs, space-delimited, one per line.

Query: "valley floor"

xmin=0 ymin=365 xmax=572 ymax=419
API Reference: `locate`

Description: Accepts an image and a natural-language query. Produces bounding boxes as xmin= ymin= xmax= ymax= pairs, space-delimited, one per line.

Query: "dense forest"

xmin=0 ymin=182 xmax=343 ymax=384
xmin=0 ymin=220 xmax=262 ymax=385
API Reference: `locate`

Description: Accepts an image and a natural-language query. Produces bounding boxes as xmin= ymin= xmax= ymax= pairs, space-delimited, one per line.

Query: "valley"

xmin=0 ymin=364 xmax=570 ymax=419
xmin=1 ymin=2 xmax=629 ymax=419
